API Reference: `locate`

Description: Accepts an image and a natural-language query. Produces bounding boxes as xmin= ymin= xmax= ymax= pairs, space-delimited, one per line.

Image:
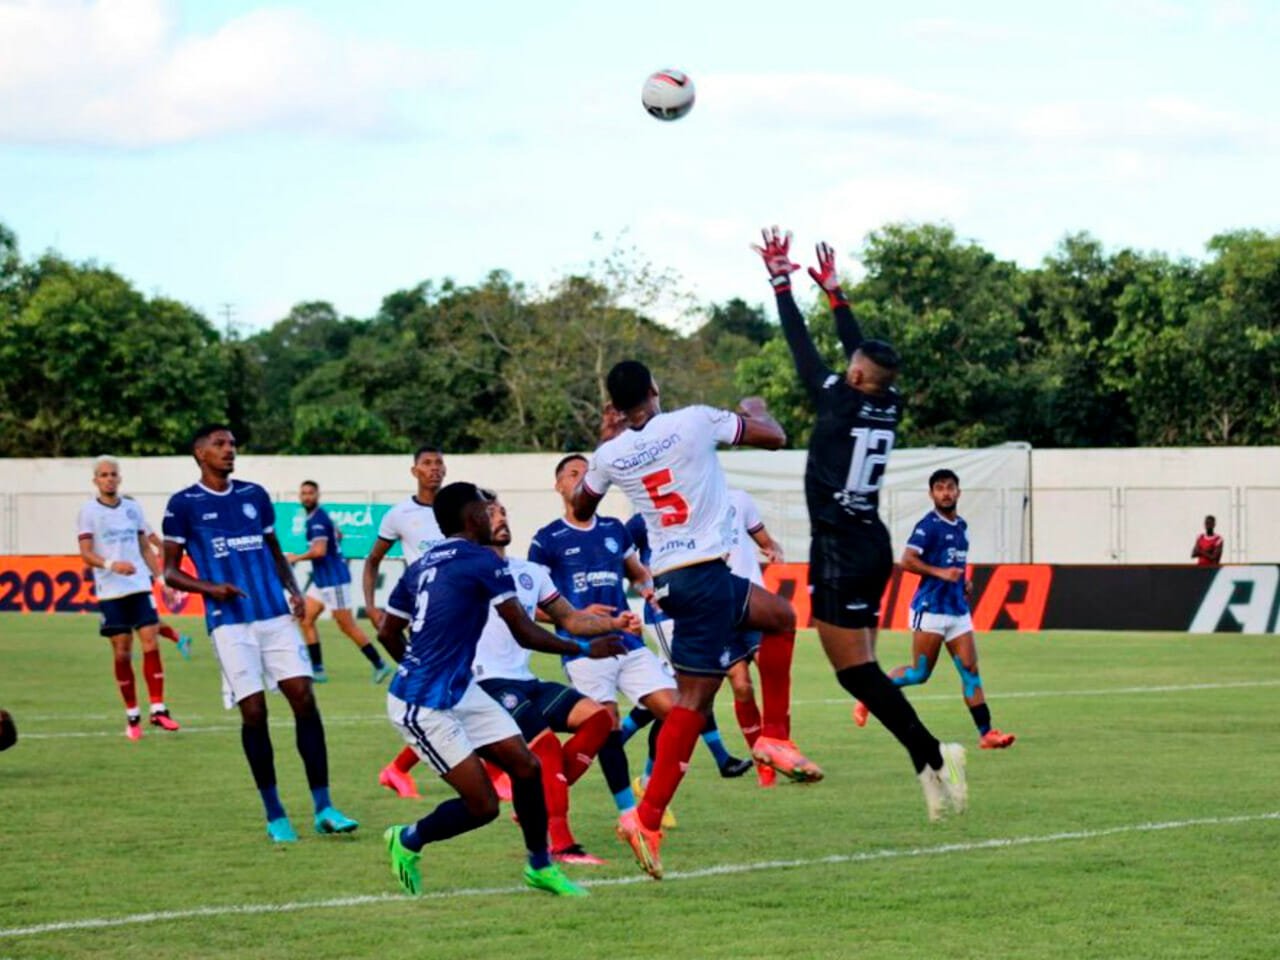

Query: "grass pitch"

xmin=1 ymin=615 xmax=1277 ymax=960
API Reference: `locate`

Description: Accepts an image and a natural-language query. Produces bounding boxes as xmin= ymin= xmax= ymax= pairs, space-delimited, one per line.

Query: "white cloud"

xmin=0 ymin=0 xmax=451 ymax=145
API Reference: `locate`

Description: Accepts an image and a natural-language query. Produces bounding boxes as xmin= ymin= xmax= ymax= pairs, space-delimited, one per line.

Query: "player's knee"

xmin=508 ymin=751 xmax=541 ymax=783
xmin=240 ymin=704 xmax=268 ymax=728
xmin=897 ymin=653 xmax=933 ymax=686
xmin=465 ymin=789 xmax=501 ymax=823
xmin=951 ymin=655 xmax=982 ymax=698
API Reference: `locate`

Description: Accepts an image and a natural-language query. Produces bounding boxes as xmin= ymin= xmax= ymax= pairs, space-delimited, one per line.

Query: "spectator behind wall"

xmin=1191 ymin=516 xmax=1223 ymax=567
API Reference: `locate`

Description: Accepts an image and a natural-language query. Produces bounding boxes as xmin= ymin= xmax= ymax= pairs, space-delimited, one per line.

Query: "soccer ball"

xmin=641 ymin=69 xmax=695 ymax=121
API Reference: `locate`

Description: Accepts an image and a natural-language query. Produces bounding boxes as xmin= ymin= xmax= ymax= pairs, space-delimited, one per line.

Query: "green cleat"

xmin=266 ymin=817 xmax=298 ymax=844
xmin=176 ymin=634 xmax=194 ymax=660
xmin=372 ymin=663 xmax=393 ymax=685
xmin=315 ymin=806 xmax=359 ymax=834
xmin=385 ymin=826 xmax=422 ymax=895
xmin=524 ymin=863 xmax=589 ymax=897
xmin=312 ymin=666 xmax=329 ymax=684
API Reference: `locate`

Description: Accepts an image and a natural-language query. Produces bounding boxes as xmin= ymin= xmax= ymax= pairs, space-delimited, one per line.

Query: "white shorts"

xmin=210 ymin=615 xmax=313 ymax=709
xmin=387 ymin=682 xmax=520 ymax=776
xmin=306 ymin=582 xmax=352 ymax=611
xmin=564 ymin=646 xmax=675 ymax=706
xmin=910 ymin=610 xmax=975 ymax=643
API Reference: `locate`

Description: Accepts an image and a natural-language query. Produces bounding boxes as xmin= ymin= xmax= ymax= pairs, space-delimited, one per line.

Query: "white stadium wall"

xmin=0 ymin=446 xmax=1276 ymax=563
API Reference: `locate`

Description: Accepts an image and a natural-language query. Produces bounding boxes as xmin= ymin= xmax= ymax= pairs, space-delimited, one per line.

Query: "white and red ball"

xmin=641 ymin=69 xmax=695 ymax=121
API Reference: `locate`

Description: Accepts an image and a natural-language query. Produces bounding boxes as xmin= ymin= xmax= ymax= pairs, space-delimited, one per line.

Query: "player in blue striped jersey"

xmin=287 ymin=480 xmax=391 ymax=685
xmin=855 ymin=469 xmax=1015 ymax=749
xmin=163 ymin=424 xmax=358 ymax=843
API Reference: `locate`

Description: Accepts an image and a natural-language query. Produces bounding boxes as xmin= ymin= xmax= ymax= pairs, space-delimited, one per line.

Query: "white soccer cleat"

xmin=939 ymin=742 xmax=968 ymax=815
xmin=917 ymin=765 xmax=948 ymax=822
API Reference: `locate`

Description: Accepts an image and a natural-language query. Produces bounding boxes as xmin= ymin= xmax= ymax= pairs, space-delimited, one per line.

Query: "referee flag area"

xmin=1 ymin=616 xmax=1277 ymax=960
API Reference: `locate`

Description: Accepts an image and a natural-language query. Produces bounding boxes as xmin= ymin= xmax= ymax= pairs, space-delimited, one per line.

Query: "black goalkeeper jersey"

xmin=775 ymin=289 xmax=902 ymax=537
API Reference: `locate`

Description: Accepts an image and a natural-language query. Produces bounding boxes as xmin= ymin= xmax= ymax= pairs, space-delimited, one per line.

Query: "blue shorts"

xmin=97 ymin=591 xmax=158 ymax=638
xmin=477 ymin=677 xmax=583 ymax=741
xmin=654 ymin=559 xmax=753 ymax=677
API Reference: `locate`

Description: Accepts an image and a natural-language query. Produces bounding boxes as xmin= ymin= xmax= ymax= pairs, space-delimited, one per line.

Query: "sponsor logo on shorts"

xmin=501 ymin=693 xmax=519 ymax=710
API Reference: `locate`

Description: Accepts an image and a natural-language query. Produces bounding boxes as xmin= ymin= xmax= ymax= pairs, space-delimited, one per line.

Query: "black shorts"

xmin=654 ymin=559 xmax=753 ymax=677
xmin=810 ymin=524 xmax=892 ymax=630
xmin=477 ymin=677 xmax=583 ymax=742
xmin=97 ymin=591 xmax=159 ymax=638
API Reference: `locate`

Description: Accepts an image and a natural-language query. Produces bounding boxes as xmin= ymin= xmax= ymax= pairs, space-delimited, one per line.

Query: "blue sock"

xmin=619 ymin=714 xmax=640 ymax=740
xmin=400 ymin=824 xmax=421 ymax=850
xmin=259 ymin=786 xmax=286 ymax=822
xmin=701 ymin=728 xmax=731 ymax=768
xmin=310 ymin=786 xmax=332 ymax=814
xmin=528 ymin=849 xmax=552 ymax=871
xmin=613 ymin=785 xmax=636 ymax=812
xmin=644 ymin=756 xmax=654 ymax=780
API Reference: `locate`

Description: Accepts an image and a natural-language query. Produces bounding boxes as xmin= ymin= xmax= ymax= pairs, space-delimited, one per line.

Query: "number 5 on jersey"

xmin=642 ymin=469 xmax=690 ymax=527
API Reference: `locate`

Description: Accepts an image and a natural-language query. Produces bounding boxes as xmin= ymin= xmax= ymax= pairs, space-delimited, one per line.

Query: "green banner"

xmin=274 ymin=502 xmax=400 ymax=559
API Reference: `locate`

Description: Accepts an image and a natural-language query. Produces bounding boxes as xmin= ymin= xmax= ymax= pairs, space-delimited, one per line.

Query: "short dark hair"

xmin=555 ymin=454 xmax=587 ymax=477
xmin=1205 ymin=515 xmax=1216 ymax=523
xmin=191 ymin=423 xmax=232 ymax=448
xmin=0 ymin=709 xmax=16 ymax=752
xmin=414 ymin=444 xmax=443 ymax=463
xmin=300 ymin=480 xmax=319 ymax=491
xmin=858 ymin=339 xmax=900 ymax=372
xmin=929 ymin=468 xmax=959 ymax=488
xmin=433 ymin=482 xmax=496 ymax=536
xmin=606 ymin=360 xmax=653 ymax=412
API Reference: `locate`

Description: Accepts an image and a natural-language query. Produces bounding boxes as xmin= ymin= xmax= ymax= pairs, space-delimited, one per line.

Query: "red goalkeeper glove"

xmin=751 ymin=225 xmax=800 ymax=293
xmin=807 ymin=242 xmax=848 ymax=308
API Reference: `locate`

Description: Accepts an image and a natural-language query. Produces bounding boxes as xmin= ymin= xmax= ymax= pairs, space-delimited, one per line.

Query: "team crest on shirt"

xmin=604 ymin=537 xmax=619 ymax=554
xmin=501 ymin=693 xmax=519 ymax=710
xmin=518 ymin=572 xmax=534 ymax=591
xmin=719 ymin=648 xmax=731 ymax=667
xmin=243 ymin=503 xmax=258 ymax=520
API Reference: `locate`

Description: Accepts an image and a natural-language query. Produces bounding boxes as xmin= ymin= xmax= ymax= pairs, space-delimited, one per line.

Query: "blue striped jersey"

xmin=906 ymin=511 xmax=970 ymax=616
xmin=384 ymin=539 xmax=517 ymax=709
xmin=163 ymin=481 xmax=290 ymax=631
xmin=305 ymin=507 xmax=351 ymax=588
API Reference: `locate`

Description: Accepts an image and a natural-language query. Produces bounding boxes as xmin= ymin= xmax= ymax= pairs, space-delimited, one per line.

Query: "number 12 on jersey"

xmin=846 ymin=427 xmax=894 ymax=495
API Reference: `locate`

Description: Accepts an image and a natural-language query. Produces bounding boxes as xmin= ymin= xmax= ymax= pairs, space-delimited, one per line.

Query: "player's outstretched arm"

xmin=808 ymin=241 xmax=864 ymax=359
xmin=497 ymin=598 xmax=627 ymax=657
xmin=162 ymin=540 xmax=246 ymax=602
xmin=752 ymin=225 xmax=831 ymax=397
xmin=362 ymin=537 xmax=394 ymax=626
xmin=542 ymin=595 xmax=641 ymax=641
xmin=375 ymin=610 xmax=408 ymax=663
xmin=736 ymin=397 xmax=787 ymax=449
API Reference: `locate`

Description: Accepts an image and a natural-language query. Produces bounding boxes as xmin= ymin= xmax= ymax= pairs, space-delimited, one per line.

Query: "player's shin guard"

xmin=510 ymin=765 xmax=552 ymax=867
xmin=562 ymin=708 xmax=613 ymax=784
xmin=294 ymin=711 xmax=329 ymax=792
xmin=619 ymin=705 xmax=654 ymax=745
xmin=113 ymin=658 xmax=138 ymax=712
xmin=241 ymin=723 xmax=285 ymax=820
xmin=157 ymin=624 xmax=180 ymax=644
xmin=756 ymin=631 xmax=795 ymax=739
xmin=598 ymin=730 xmax=634 ymax=807
xmin=733 ymin=697 xmax=763 ymax=750
xmin=637 ymin=706 xmax=702 ymax=832
xmin=142 ymin=649 xmax=165 ymax=705
xmin=530 ymin=734 xmax=572 ymax=848
xmin=969 ymin=702 xmax=992 ymax=735
xmin=836 ymin=663 xmax=943 ymax=774
xmin=393 ymin=745 xmax=419 ymax=773
xmin=402 ymin=798 xmax=491 ymax=852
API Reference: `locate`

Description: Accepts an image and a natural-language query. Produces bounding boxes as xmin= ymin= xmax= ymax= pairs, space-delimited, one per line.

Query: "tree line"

xmin=1 ymin=219 xmax=1276 ymax=457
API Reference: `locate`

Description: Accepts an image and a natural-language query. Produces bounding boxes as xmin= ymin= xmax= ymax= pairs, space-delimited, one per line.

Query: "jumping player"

xmin=364 ymin=446 xmax=447 ymax=798
xmin=754 ymin=228 xmax=967 ymax=822
xmin=572 ymin=362 xmax=819 ymax=879
xmin=286 ymin=480 xmax=392 ymax=685
xmin=377 ymin=482 xmax=628 ymax=897
xmin=77 ymin=455 xmax=182 ymax=738
xmin=854 ymin=469 xmax=1016 ymax=749
xmin=163 ymin=425 xmax=358 ymax=842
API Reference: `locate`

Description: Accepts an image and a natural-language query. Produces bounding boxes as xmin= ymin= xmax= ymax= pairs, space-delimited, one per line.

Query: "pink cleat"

xmin=979 ymin=729 xmax=1016 ymax=750
xmin=852 ymin=701 xmax=870 ymax=727
xmin=378 ymin=763 xmax=422 ymax=799
xmin=756 ymin=762 xmax=777 ymax=788
xmin=149 ymin=710 xmax=180 ymax=731
xmin=125 ymin=717 xmax=143 ymax=741
xmin=751 ymin=736 xmax=824 ymax=783
xmin=552 ymin=844 xmax=607 ymax=866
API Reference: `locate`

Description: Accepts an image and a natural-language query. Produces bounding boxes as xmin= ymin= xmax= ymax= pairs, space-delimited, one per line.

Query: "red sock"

xmin=157 ymin=624 xmax=180 ymax=643
xmin=638 ymin=706 xmax=703 ymax=831
xmin=113 ymin=659 xmax=138 ymax=712
xmin=562 ymin=708 xmax=613 ymax=785
xmin=142 ymin=649 xmax=165 ymax=705
xmin=757 ymin=631 xmax=795 ymax=740
xmin=393 ymin=745 xmax=419 ymax=772
xmin=530 ymin=733 xmax=572 ymax=848
xmin=734 ymin=697 xmax=763 ymax=750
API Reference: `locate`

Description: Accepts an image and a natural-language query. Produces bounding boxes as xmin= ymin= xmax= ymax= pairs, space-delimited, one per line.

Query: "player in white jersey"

xmin=76 ymin=456 xmax=181 ymax=738
xmin=723 ymin=487 xmax=787 ymax=787
xmin=572 ymin=360 xmax=819 ymax=879
xmin=472 ymin=500 xmax=641 ymax=864
xmin=365 ymin=446 xmax=448 ymax=798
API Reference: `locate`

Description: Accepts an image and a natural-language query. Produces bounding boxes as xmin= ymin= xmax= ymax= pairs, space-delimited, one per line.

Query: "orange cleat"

xmin=751 ymin=736 xmax=824 ymax=783
xmin=378 ymin=763 xmax=422 ymax=799
xmin=756 ymin=762 xmax=777 ymax=788
xmin=852 ymin=701 xmax=869 ymax=727
xmin=552 ymin=844 xmax=607 ymax=866
xmin=616 ymin=815 xmax=663 ymax=879
xmin=979 ymin=729 xmax=1016 ymax=750
xmin=149 ymin=710 xmax=180 ymax=731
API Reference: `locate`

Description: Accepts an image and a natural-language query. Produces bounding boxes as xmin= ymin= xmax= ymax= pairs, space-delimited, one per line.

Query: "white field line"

xmin=19 ymin=678 xmax=1280 ymax=736
xmin=1 ymin=811 xmax=1276 ymax=940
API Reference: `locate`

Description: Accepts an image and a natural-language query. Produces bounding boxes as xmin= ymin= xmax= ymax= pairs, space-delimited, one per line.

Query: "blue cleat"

xmin=313 ymin=666 xmax=329 ymax=684
xmin=266 ymin=817 xmax=298 ymax=844
xmin=315 ymin=806 xmax=359 ymax=835
xmin=372 ymin=663 xmax=393 ymax=685
xmin=176 ymin=634 xmax=194 ymax=661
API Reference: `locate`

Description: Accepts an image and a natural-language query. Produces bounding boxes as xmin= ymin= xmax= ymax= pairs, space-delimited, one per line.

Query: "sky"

xmin=1 ymin=0 xmax=1277 ymax=331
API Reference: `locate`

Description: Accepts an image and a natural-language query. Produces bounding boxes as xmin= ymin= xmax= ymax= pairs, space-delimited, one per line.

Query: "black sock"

xmin=598 ymin=730 xmax=633 ymax=795
xmin=510 ymin=767 xmax=550 ymax=865
xmin=702 ymin=710 xmax=719 ymax=733
xmin=358 ymin=643 xmax=385 ymax=668
xmin=307 ymin=641 xmax=324 ymax=668
xmin=404 ymin=798 xmax=490 ymax=852
xmin=969 ymin=702 xmax=992 ymax=735
xmin=294 ymin=710 xmax=329 ymax=790
xmin=241 ymin=723 xmax=277 ymax=790
xmin=837 ymin=663 xmax=942 ymax=774
xmin=647 ymin=720 xmax=662 ymax=766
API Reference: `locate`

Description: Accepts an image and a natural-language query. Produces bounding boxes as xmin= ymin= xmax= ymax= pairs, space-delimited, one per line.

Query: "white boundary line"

xmin=2 ymin=811 xmax=1277 ymax=940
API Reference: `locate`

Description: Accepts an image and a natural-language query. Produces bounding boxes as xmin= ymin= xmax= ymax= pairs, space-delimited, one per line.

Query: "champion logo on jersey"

xmin=242 ymin=503 xmax=258 ymax=520
xmin=604 ymin=537 xmax=619 ymax=554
